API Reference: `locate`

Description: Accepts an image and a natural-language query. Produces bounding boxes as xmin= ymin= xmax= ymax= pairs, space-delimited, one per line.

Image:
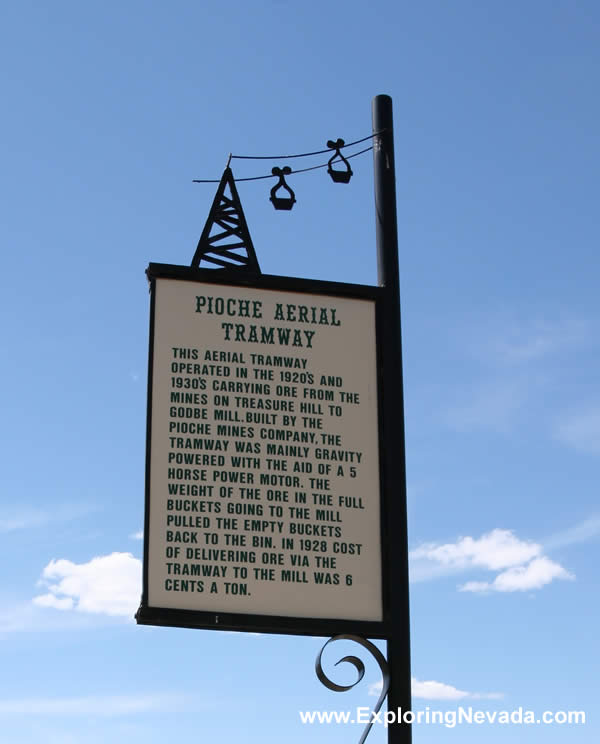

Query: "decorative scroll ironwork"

xmin=327 ymin=138 xmax=353 ymax=183
xmin=316 ymin=634 xmax=390 ymax=744
xmin=191 ymin=167 xmax=261 ymax=274
xmin=269 ymin=166 xmax=296 ymax=210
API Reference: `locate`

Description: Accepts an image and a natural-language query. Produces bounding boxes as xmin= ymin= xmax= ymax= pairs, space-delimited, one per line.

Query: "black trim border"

xmin=136 ymin=263 xmax=395 ymax=640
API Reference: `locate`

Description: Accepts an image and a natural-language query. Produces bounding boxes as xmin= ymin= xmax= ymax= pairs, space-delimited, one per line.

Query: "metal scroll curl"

xmin=315 ymin=634 xmax=390 ymax=744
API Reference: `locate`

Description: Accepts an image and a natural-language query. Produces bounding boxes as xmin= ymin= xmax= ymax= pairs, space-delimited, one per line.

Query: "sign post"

xmin=137 ymin=94 xmax=411 ymax=744
xmin=373 ymin=93 xmax=412 ymax=743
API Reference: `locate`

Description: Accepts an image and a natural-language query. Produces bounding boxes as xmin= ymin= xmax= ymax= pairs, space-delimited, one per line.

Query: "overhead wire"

xmin=229 ymin=130 xmax=385 ymax=160
xmin=193 ymin=146 xmax=374 ymax=184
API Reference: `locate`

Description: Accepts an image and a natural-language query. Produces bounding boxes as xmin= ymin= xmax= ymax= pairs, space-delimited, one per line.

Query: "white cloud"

xmin=33 ymin=553 xmax=142 ymax=618
xmin=412 ymin=679 xmax=469 ymax=700
xmin=410 ymin=529 xmax=573 ymax=593
xmin=410 ymin=529 xmax=541 ymax=574
xmin=32 ymin=595 xmax=75 ymax=611
xmin=457 ymin=581 xmax=490 ymax=593
xmin=556 ymin=407 xmax=600 ymax=455
xmin=460 ymin=557 xmax=574 ymax=593
xmin=369 ymin=679 xmax=502 ymax=701
xmin=0 ymin=693 xmax=197 ymax=716
xmin=130 ymin=530 xmax=144 ymax=541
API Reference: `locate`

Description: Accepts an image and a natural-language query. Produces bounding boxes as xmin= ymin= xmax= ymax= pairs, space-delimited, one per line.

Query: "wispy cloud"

xmin=0 ymin=508 xmax=51 ymax=533
xmin=0 ymin=504 xmax=97 ymax=534
xmin=130 ymin=530 xmax=144 ymax=541
xmin=484 ymin=317 xmax=588 ymax=365
xmin=444 ymin=379 xmax=527 ymax=434
xmin=410 ymin=528 xmax=573 ymax=593
xmin=369 ymin=679 xmax=502 ymax=701
xmin=33 ymin=553 xmax=142 ymax=618
xmin=0 ymin=601 xmax=111 ymax=637
xmin=544 ymin=515 xmax=600 ymax=550
xmin=445 ymin=314 xmax=591 ymax=434
xmin=0 ymin=693 xmax=200 ymax=716
xmin=469 ymin=313 xmax=591 ymax=366
xmin=555 ymin=407 xmax=600 ymax=455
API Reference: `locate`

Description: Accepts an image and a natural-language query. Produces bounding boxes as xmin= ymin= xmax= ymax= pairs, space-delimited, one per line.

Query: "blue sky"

xmin=1 ymin=1 xmax=598 ymax=742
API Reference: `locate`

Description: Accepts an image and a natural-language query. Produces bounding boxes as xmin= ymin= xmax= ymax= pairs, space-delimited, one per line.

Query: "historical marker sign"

xmin=137 ymin=263 xmax=390 ymax=637
xmin=137 ymin=96 xmax=411 ymax=743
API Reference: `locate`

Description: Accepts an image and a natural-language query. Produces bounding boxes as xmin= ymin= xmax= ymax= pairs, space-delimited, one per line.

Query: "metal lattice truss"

xmin=191 ymin=167 xmax=261 ymax=274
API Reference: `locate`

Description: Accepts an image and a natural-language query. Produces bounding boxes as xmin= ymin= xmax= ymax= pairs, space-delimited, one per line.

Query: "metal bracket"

xmin=316 ymin=634 xmax=390 ymax=744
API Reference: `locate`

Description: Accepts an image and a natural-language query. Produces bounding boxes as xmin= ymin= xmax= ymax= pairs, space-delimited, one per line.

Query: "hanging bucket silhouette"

xmin=327 ymin=138 xmax=353 ymax=183
xmin=270 ymin=166 xmax=296 ymax=210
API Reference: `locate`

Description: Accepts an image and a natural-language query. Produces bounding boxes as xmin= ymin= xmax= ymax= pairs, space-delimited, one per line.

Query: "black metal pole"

xmin=372 ymin=94 xmax=412 ymax=743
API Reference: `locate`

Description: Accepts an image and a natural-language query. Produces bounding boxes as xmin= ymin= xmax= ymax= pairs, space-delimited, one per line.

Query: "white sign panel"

xmin=147 ymin=277 xmax=382 ymax=622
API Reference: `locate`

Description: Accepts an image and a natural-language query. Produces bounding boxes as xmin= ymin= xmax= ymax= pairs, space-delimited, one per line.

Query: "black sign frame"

xmin=136 ymin=261 xmax=396 ymax=639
